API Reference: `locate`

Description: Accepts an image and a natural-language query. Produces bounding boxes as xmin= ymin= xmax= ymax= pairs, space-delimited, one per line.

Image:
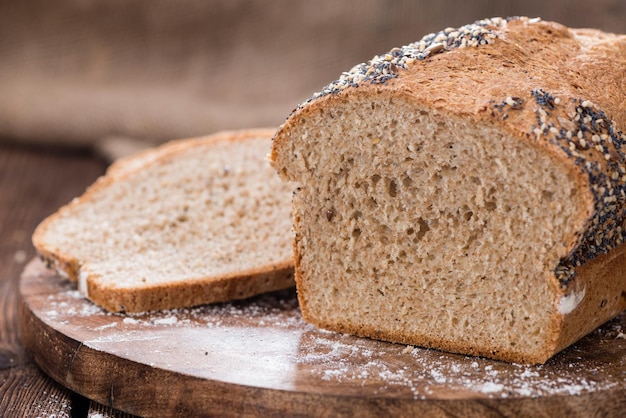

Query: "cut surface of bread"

xmin=271 ymin=17 xmax=626 ymax=364
xmin=34 ymin=129 xmax=295 ymax=312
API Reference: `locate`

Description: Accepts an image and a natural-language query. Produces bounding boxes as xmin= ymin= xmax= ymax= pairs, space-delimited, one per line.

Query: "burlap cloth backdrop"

xmin=0 ymin=0 xmax=623 ymax=160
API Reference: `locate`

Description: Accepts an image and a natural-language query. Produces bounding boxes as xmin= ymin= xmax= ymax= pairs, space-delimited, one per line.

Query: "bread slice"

xmin=34 ymin=129 xmax=295 ymax=312
xmin=270 ymin=17 xmax=626 ymax=364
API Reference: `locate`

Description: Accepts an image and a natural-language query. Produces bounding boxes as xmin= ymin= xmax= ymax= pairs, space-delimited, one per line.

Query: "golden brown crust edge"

xmin=87 ymin=260 xmax=295 ymax=313
xmin=33 ymin=128 xmax=295 ymax=313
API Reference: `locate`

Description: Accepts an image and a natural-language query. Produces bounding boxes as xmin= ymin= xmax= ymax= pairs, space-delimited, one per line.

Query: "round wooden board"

xmin=18 ymin=259 xmax=626 ymax=417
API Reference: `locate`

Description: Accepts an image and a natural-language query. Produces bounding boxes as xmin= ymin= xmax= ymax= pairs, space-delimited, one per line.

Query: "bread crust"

xmin=271 ymin=18 xmax=626 ymax=363
xmin=34 ymin=128 xmax=295 ymax=312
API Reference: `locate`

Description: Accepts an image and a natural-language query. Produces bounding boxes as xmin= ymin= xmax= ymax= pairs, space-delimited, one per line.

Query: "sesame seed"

xmin=295 ymin=17 xmax=527 ymax=109
xmin=425 ymin=43 xmax=445 ymax=54
xmin=558 ymin=117 xmax=576 ymax=132
xmin=529 ymin=93 xmax=626 ymax=287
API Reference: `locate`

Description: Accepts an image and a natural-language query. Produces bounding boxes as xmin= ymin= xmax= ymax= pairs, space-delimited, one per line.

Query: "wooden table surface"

xmin=0 ymin=142 xmax=135 ymax=417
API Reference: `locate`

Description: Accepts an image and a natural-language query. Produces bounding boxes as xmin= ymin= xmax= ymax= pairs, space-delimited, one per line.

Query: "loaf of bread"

xmin=270 ymin=17 xmax=626 ymax=364
xmin=34 ymin=129 xmax=295 ymax=312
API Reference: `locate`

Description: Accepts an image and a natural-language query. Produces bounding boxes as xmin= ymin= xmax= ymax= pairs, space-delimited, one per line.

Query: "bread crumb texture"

xmin=271 ymin=17 xmax=626 ymax=363
xmin=35 ymin=130 xmax=295 ymax=312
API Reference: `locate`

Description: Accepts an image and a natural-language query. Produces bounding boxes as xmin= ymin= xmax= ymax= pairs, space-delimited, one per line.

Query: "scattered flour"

xmin=480 ymin=382 xmax=505 ymax=393
xmin=295 ymin=332 xmax=625 ymax=399
xmin=41 ymin=277 xmax=625 ymax=400
xmin=152 ymin=316 xmax=178 ymax=325
xmin=93 ymin=322 xmax=117 ymax=331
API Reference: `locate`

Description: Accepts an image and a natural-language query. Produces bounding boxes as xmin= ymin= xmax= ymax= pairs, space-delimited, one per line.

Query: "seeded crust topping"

xmin=529 ymin=93 xmax=626 ymax=286
xmin=490 ymin=86 xmax=626 ymax=287
xmin=296 ymin=16 xmax=539 ymax=111
xmin=489 ymin=87 xmax=626 ymax=286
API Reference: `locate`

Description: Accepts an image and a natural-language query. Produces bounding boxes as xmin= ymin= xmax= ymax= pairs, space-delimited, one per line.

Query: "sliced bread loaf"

xmin=34 ymin=129 xmax=295 ymax=312
xmin=270 ymin=17 xmax=626 ymax=364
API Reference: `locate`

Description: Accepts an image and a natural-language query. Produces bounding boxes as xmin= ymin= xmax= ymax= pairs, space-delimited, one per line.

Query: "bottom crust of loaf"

xmin=295 ymin=242 xmax=626 ymax=365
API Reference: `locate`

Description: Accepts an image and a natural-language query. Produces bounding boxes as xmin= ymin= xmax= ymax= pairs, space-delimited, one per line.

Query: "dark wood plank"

xmin=0 ymin=280 xmax=30 ymax=369
xmin=0 ymin=144 xmax=107 ymax=282
xmin=19 ymin=258 xmax=626 ymax=417
xmin=1 ymin=275 xmax=74 ymax=418
xmin=0 ymin=143 xmax=137 ymax=417
xmin=0 ymin=364 xmax=73 ymax=417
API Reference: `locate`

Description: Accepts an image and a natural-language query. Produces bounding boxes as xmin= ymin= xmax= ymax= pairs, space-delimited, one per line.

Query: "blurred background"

xmin=0 ymin=0 xmax=625 ymax=160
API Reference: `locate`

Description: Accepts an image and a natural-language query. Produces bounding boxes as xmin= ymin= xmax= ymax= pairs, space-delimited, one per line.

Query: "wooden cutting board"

xmin=18 ymin=259 xmax=626 ymax=417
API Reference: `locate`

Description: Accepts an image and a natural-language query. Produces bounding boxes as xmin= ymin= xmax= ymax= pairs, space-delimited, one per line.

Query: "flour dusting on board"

xmin=41 ymin=274 xmax=626 ymax=400
xmin=295 ymin=324 xmax=625 ymax=399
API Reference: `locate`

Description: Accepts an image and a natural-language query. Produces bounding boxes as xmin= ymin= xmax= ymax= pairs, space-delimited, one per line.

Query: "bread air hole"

xmin=386 ymin=178 xmax=398 ymax=197
xmin=542 ymin=190 xmax=554 ymax=202
xmin=416 ymin=218 xmax=430 ymax=240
